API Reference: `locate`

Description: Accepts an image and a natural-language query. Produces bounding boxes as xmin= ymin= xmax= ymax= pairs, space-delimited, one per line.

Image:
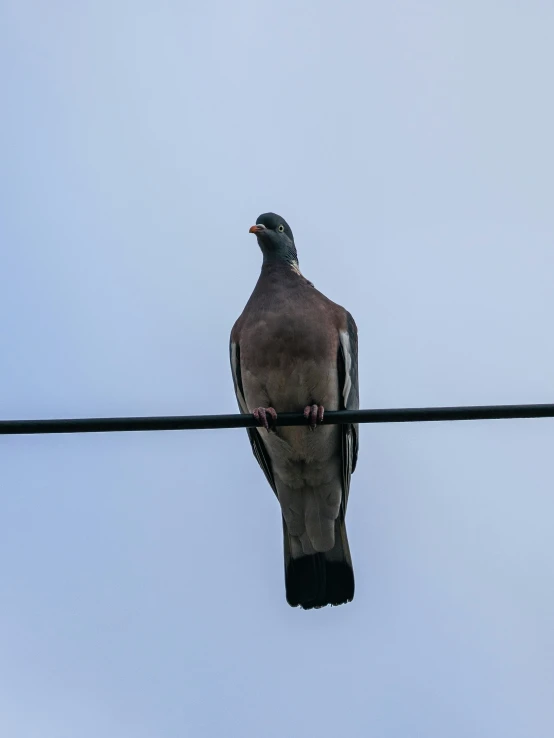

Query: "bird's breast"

xmin=240 ymin=310 xmax=340 ymax=416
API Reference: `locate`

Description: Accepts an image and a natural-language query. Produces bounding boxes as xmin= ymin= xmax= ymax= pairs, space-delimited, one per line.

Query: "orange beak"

xmin=249 ymin=224 xmax=266 ymax=234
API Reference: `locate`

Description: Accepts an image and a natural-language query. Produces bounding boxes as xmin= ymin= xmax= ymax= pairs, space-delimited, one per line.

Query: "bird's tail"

xmin=283 ymin=517 xmax=354 ymax=609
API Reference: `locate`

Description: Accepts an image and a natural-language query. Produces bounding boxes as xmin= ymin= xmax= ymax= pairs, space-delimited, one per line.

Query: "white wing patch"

xmin=339 ymin=330 xmax=353 ymax=406
xmin=230 ymin=341 xmax=249 ymax=413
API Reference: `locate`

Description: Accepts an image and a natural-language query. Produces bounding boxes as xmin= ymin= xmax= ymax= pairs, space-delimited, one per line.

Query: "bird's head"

xmin=249 ymin=212 xmax=299 ymax=269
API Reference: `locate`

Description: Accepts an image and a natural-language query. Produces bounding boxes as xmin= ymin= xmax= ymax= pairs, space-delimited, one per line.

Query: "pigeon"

xmin=230 ymin=212 xmax=359 ymax=609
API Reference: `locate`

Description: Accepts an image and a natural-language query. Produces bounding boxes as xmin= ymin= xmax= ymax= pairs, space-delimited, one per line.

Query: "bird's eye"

xmin=277 ymin=224 xmax=285 ymax=232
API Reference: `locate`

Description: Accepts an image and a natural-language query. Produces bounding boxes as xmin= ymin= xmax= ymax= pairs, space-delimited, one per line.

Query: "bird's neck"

xmin=260 ymin=241 xmax=299 ymax=272
xmin=260 ymin=256 xmax=302 ymax=279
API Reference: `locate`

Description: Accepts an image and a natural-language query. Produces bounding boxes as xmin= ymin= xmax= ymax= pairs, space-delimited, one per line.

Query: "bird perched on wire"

xmin=230 ymin=212 xmax=359 ymax=609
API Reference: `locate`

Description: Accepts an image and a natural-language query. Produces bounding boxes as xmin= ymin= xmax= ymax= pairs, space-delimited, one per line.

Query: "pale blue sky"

xmin=1 ymin=1 xmax=553 ymax=736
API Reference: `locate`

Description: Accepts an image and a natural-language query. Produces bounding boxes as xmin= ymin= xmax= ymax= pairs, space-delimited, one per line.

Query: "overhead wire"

xmin=1 ymin=403 xmax=553 ymax=435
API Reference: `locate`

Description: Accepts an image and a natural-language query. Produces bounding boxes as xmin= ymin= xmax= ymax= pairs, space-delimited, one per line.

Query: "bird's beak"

xmin=249 ymin=224 xmax=266 ymax=235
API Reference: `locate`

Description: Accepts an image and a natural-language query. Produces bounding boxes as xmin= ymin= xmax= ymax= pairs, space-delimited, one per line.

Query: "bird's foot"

xmin=253 ymin=406 xmax=278 ymax=432
xmin=304 ymin=404 xmax=325 ymax=430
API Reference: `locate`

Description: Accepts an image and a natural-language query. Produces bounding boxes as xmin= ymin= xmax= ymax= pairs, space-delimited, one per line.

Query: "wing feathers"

xmin=230 ymin=341 xmax=249 ymax=414
xmin=338 ymin=312 xmax=359 ymax=508
xmin=230 ymin=339 xmax=278 ymax=497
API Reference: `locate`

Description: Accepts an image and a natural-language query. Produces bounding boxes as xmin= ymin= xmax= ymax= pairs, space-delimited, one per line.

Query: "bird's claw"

xmin=253 ymin=406 xmax=278 ymax=432
xmin=304 ymin=404 xmax=324 ymax=430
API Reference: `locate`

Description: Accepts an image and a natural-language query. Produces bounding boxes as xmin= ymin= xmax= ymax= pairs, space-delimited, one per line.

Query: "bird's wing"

xmin=338 ymin=310 xmax=359 ymax=513
xmin=230 ymin=338 xmax=278 ymax=497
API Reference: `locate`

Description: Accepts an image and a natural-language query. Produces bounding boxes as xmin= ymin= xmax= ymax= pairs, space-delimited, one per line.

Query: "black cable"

xmin=1 ymin=403 xmax=553 ymax=435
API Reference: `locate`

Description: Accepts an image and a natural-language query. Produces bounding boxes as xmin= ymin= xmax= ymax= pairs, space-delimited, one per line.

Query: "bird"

xmin=230 ymin=212 xmax=359 ymax=609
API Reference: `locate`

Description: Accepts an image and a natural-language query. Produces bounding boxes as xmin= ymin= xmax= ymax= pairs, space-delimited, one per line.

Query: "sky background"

xmin=1 ymin=1 xmax=553 ymax=736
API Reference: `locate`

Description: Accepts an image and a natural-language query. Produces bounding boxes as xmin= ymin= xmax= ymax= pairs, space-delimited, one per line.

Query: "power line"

xmin=1 ymin=403 xmax=553 ymax=436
